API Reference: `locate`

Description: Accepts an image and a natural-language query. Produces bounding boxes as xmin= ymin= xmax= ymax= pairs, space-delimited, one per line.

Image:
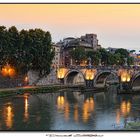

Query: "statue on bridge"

xmin=87 ymin=57 xmax=92 ymax=68
xmin=124 ymin=58 xmax=128 ymax=66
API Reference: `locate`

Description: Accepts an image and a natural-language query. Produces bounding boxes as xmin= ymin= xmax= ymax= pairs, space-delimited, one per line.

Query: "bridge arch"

xmin=94 ymin=70 xmax=119 ymax=87
xmin=64 ymin=69 xmax=86 ymax=85
xmin=131 ymin=72 xmax=140 ymax=90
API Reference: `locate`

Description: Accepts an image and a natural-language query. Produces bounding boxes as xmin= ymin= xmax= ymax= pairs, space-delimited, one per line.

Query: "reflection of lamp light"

xmin=116 ymin=109 xmax=120 ymax=125
xmin=5 ymin=104 xmax=14 ymax=129
xmin=82 ymin=97 xmax=94 ymax=122
xmin=57 ymin=96 xmax=65 ymax=110
xmin=64 ymin=102 xmax=69 ymax=121
xmin=7 ymin=106 xmax=12 ymax=128
xmin=24 ymin=96 xmax=29 ymax=121
xmin=85 ymin=69 xmax=97 ymax=80
xmin=74 ymin=104 xmax=79 ymax=122
xmin=121 ymin=101 xmax=127 ymax=116
xmin=126 ymin=101 xmax=131 ymax=113
xmin=120 ymin=101 xmax=131 ymax=117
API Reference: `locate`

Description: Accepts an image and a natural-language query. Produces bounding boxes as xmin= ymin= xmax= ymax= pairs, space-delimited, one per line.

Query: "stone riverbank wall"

xmin=27 ymin=69 xmax=59 ymax=86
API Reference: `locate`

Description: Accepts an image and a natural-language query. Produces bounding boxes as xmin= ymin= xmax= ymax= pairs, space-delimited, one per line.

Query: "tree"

xmin=114 ymin=53 xmax=122 ymax=65
xmin=130 ymin=50 xmax=136 ymax=53
xmin=7 ymin=26 xmax=20 ymax=68
xmin=115 ymin=48 xmax=129 ymax=58
xmin=127 ymin=57 xmax=134 ymax=65
xmin=115 ymin=48 xmax=134 ymax=65
xmin=98 ymin=48 xmax=109 ymax=65
xmin=19 ymin=28 xmax=55 ymax=76
xmin=0 ymin=26 xmax=9 ymax=65
xmin=0 ymin=26 xmax=55 ymax=77
xmin=70 ymin=47 xmax=86 ymax=65
xmin=86 ymin=50 xmax=101 ymax=65
xmin=108 ymin=53 xmax=116 ymax=65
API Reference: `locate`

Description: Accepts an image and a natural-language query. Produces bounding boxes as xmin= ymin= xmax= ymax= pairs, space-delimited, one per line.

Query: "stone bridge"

xmin=57 ymin=66 xmax=140 ymax=90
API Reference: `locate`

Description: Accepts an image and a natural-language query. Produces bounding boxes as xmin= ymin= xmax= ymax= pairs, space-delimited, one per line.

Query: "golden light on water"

xmin=3 ymin=104 xmax=14 ymax=129
xmin=83 ymin=102 xmax=89 ymax=122
xmin=121 ymin=101 xmax=127 ymax=116
xmin=7 ymin=106 xmax=13 ymax=128
xmin=74 ymin=104 xmax=79 ymax=122
xmin=85 ymin=69 xmax=97 ymax=80
xmin=126 ymin=101 xmax=131 ymax=113
xmin=89 ymin=97 xmax=94 ymax=112
xmin=82 ymin=97 xmax=95 ymax=122
xmin=24 ymin=96 xmax=29 ymax=122
xmin=120 ymin=101 xmax=131 ymax=117
xmin=64 ymin=102 xmax=69 ymax=121
xmin=57 ymin=96 xmax=65 ymax=110
xmin=57 ymin=95 xmax=70 ymax=120
xmin=116 ymin=109 xmax=120 ymax=125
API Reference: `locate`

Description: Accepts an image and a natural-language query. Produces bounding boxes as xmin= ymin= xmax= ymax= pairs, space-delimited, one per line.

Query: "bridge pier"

xmin=60 ymin=79 xmax=64 ymax=84
xmin=86 ymin=80 xmax=94 ymax=88
xmin=117 ymin=81 xmax=132 ymax=93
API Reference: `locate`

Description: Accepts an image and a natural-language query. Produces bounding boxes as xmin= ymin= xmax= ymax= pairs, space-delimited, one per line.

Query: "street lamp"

xmin=57 ymin=67 xmax=66 ymax=84
xmin=117 ymin=67 xmax=133 ymax=92
xmin=85 ymin=57 xmax=97 ymax=88
xmin=85 ymin=68 xmax=97 ymax=87
xmin=24 ymin=75 xmax=29 ymax=86
xmin=1 ymin=63 xmax=16 ymax=78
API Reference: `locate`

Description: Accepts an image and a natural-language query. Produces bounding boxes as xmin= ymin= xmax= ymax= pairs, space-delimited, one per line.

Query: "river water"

xmin=0 ymin=86 xmax=140 ymax=131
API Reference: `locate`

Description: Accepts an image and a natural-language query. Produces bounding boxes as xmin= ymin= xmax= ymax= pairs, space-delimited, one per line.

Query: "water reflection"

xmin=64 ymin=102 xmax=69 ymax=121
xmin=82 ymin=97 xmax=95 ymax=123
xmin=1 ymin=87 xmax=140 ymax=130
xmin=127 ymin=101 xmax=131 ymax=113
xmin=57 ymin=95 xmax=70 ymax=121
xmin=116 ymin=109 xmax=120 ymax=125
xmin=74 ymin=104 xmax=79 ymax=122
xmin=3 ymin=103 xmax=14 ymax=129
xmin=24 ymin=95 xmax=29 ymax=122
xmin=57 ymin=96 xmax=65 ymax=110
xmin=120 ymin=101 xmax=131 ymax=117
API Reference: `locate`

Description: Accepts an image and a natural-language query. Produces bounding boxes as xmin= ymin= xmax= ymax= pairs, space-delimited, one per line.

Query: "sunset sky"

xmin=0 ymin=4 xmax=140 ymax=51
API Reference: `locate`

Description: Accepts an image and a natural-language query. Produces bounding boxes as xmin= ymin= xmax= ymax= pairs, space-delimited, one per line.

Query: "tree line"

xmin=0 ymin=26 xmax=55 ymax=76
xmin=70 ymin=47 xmax=134 ymax=66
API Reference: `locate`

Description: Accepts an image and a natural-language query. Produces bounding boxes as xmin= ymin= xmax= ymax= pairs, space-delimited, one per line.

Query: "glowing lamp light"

xmin=57 ymin=68 xmax=65 ymax=79
xmin=126 ymin=75 xmax=131 ymax=82
xmin=1 ymin=68 xmax=9 ymax=76
xmin=118 ymin=68 xmax=133 ymax=83
xmin=1 ymin=64 xmax=15 ymax=77
xmin=24 ymin=76 xmax=28 ymax=82
xmin=85 ymin=69 xmax=97 ymax=80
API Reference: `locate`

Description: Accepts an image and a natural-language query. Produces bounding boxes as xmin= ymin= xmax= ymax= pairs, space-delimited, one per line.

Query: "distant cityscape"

xmin=52 ymin=33 xmax=140 ymax=68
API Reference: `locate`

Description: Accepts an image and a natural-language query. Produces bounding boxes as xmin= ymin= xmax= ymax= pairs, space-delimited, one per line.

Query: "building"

xmin=52 ymin=44 xmax=61 ymax=69
xmin=81 ymin=34 xmax=101 ymax=51
xmin=136 ymin=54 xmax=140 ymax=65
xmin=57 ymin=33 xmax=101 ymax=67
xmin=61 ymin=38 xmax=94 ymax=66
xmin=131 ymin=54 xmax=140 ymax=66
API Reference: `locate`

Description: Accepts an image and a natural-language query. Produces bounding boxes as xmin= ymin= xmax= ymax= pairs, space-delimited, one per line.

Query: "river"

xmin=0 ymin=86 xmax=140 ymax=130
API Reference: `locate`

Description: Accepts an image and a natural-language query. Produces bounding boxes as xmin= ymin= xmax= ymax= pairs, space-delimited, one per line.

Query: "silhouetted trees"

xmin=0 ymin=26 xmax=54 ymax=76
xmin=70 ymin=47 xmax=134 ymax=66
